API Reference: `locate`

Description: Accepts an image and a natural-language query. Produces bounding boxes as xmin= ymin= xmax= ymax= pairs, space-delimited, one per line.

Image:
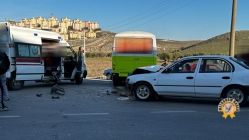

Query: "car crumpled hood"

xmin=127 ymin=72 xmax=159 ymax=81
xmin=129 ymin=65 xmax=164 ymax=76
xmin=137 ymin=65 xmax=164 ymax=71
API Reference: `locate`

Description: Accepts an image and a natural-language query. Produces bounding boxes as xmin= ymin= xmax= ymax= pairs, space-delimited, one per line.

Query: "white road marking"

xmin=62 ymin=113 xmax=109 ymax=116
xmin=240 ymin=110 xmax=249 ymax=112
xmin=0 ymin=116 xmax=20 ymax=118
xmin=151 ymin=111 xmax=196 ymax=113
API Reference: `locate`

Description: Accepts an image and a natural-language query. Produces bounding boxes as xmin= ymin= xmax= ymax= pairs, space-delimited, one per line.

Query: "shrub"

xmin=158 ymin=52 xmax=172 ymax=61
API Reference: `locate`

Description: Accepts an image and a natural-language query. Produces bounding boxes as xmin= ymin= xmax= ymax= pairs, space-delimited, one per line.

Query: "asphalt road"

xmin=0 ymin=78 xmax=249 ymax=140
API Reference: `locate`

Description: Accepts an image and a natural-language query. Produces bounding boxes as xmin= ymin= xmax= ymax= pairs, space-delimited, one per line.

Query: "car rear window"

xmin=230 ymin=57 xmax=249 ymax=69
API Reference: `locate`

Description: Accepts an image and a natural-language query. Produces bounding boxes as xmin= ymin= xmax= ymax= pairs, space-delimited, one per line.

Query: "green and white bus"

xmin=112 ymin=31 xmax=157 ymax=86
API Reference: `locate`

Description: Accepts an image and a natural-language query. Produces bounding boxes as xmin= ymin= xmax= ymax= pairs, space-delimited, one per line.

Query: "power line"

xmin=107 ymin=0 xmax=186 ymax=31
xmin=120 ymin=0 xmax=197 ymax=31
xmin=103 ymin=0 xmax=172 ymax=29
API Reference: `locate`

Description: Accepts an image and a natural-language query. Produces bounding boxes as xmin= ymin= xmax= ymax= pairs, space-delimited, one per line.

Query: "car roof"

xmin=181 ymin=55 xmax=231 ymax=59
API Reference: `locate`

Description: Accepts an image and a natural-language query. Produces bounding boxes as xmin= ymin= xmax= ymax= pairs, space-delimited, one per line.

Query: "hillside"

xmin=67 ymin=31 xmax=115 ymax=53
xmin=67 ymin=30 xmax=249 ymax=55
xmin=67 ymin=31 xmax=201 ymax=53
xmin=156 ymin=40 xmax=202 ymax=53
xmin=179 ymin=30 xmax=249 ymax=55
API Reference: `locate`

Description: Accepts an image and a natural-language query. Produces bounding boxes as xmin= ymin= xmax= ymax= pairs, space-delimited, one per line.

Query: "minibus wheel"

xmin=7 ymin=76 xmax=24 ymax=90
xmin=75 ymin=76 xmax=83 ymax=84
xmin=113 ymin=81 xmax=118 ymax=86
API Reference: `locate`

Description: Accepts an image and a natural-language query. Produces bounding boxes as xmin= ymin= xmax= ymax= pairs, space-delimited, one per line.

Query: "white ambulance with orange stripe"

xmin=0 ymin=22 xmax=87 ymax=90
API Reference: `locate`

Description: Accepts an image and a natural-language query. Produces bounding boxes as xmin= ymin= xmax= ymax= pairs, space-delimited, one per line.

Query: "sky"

xmin=0 ymin=0 xmax=248 ymax=41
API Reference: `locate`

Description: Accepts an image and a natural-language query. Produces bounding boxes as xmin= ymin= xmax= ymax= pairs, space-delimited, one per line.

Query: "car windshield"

xmin=230 ymin=57 xmax=249 ymax=69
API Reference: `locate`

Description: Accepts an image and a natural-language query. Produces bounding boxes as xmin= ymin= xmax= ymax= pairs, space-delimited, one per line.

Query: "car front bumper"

xmin=125 ymin=78 xmax=134 ymax=95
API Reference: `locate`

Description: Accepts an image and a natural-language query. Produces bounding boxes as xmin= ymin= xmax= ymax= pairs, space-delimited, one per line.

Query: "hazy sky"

xmin=1 ymin=0 xmax=248 ymax=41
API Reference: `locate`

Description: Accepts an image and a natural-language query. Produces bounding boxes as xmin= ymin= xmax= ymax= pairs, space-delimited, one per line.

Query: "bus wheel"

xmin=75 ymin=76 xmax=83 ymax=84
xmin=113 ymin=81 xmax=118 ymax=86
xmin=8 ymin=77 xmax=24 ymax=90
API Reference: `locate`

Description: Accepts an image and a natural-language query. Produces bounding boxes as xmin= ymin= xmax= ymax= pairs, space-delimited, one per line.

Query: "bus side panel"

xmin=134 ymin=56 xmax=157 ymax=68
xmin=112 ymin=55 xmax=134 ymax=77
xmin=134 ymin=49 xmax=157 ymax=68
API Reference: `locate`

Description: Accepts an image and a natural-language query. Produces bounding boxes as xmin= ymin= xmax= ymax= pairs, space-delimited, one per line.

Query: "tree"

xmin=172 ymin=52 xmax=182 ymax=60
xmin=85 ymin=52 xmax=91 ymax=58
xmin=106 ymin=53 xmax=112 ymax=57
xmin=158 ymin=52 xmax=172 ymax=61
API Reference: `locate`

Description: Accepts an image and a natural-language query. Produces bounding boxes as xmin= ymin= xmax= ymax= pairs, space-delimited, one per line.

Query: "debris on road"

xmin=50 ymin=84 xmax=65 ymax=95
xmin=117 ymin=97 xmax=129 ymax=101
xmin=51 ymin=96 xmax=60 ymax=99
xmin=36 ymin=94 xmax=43 ymax=97
xmin=106 ymin=90 xmax=111 ymax=95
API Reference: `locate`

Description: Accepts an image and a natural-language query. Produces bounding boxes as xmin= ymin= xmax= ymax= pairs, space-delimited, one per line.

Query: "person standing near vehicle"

xmin=161 ymin=60 xmax=169 ymax=67
xmin=0 ymin=52 xmax=10 ymax=111
xmin=1 ymin=73 xmax=9 ymax=101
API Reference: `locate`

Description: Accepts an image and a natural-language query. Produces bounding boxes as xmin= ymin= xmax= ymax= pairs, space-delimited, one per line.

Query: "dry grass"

xmin=86 ymin=57 xmax=112 ymax=78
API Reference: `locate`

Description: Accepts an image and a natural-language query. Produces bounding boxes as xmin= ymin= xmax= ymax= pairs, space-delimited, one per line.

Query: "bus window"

xmin=115 ymin=38 xmax=152 ymax=54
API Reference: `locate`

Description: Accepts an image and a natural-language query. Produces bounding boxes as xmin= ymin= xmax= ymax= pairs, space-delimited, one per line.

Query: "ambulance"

xmin=0 ymin=22 xmax=87 ymax=90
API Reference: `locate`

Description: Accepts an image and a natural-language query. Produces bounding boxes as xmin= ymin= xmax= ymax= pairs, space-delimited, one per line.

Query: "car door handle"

xmin=222 ymin=76 xmax=230 ymax=79
xmin=186 ymin=76 xmax=193 ymax=79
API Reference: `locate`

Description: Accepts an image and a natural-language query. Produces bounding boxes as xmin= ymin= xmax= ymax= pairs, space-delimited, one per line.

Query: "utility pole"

xmin=229 ymin=0 xmax=237 ymax=57
xmin=83 ymin=29 xmax=86 ymax=54
xmin=83 ymin=27 xmax=89 ymax=54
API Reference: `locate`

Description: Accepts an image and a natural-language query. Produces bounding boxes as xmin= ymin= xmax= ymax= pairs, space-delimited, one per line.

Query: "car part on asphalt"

xmin=50 ymin=84 xmax=65 ymax=95
xmin=36 ymin=94 xmax=43 ymax=97
xmin=51 ymin=96 xmax=60 ymax=99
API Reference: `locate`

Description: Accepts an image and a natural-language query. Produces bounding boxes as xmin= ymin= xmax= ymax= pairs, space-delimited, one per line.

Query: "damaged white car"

xmin=126 ymin=55 xmax=249 ymax=106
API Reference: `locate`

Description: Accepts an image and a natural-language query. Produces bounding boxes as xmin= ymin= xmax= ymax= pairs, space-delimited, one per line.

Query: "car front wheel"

xmin=106 ymin=73 xmax=112 ymax=80
xmin=224 ymin=86 xmax=247 ymax=106
xmin=134 ymin=82 xmax=154 ymax=101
